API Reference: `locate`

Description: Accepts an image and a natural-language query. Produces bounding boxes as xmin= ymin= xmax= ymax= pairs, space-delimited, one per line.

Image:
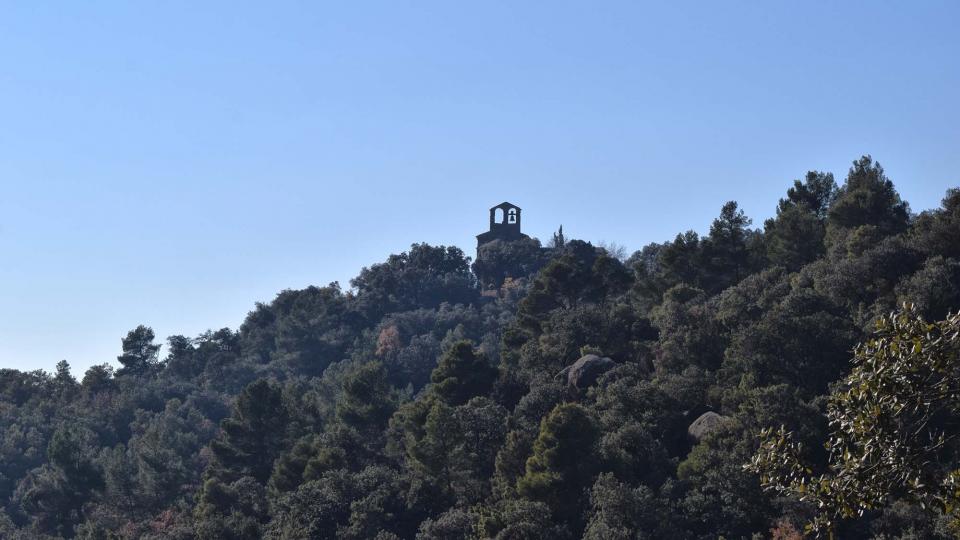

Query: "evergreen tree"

xmin=550 ymin=225 xmax=566 ymax=249
xmin=209 ymin=379 xmax=289 ymax=483
xmin=15 ymin=425 xmax=103 ymax=537
xmin=116 ymin=325 xmax=161 ymax=377
xmin=702 ymin=201 xmax=755 ymax=291
xmin=52 ymin=360 xmax=77 ymax=399
xmin=827 ymin=155 xmax=910 ymax=250
xmin=517 ymin=403 xmax=598 ymax=529
xmin=765 ymin=171 xmax=837 ymax=270
xmin=335 ymin=361 xmax=396 ymax=437
xmin=656 ymin=231 xmax=703 ymax=290
xmin=430 ymin=341 xmax=497 ymax=406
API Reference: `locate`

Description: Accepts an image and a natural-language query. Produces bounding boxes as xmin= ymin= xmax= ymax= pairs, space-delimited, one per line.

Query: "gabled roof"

xmin=491 ymin=201 xmax=521 ymax=211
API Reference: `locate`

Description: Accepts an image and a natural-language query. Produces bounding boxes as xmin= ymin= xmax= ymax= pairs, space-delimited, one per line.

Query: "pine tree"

xmin=335 ymin=361 xmax=396 ymax=436
xmin=209 ymin=379 xmax=289 ymax=482
xmin=116 ymin=325 xmax=161 ymax=377
xmin=517 ymin=403 xmax=598 ymax=528
xmin=431 ymin=341 xmax=497 ymax=406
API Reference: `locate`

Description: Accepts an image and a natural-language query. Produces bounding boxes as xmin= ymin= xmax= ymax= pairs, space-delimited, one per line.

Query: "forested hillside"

xmin=3 ymin=156 xmax=960 ymax=539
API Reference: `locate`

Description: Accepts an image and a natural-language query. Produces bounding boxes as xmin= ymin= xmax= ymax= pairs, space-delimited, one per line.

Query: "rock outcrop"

xmin=687 ymin=411 xmax=728 ymax=443
xmin=558 ymin=354 xmax=616 ymax=390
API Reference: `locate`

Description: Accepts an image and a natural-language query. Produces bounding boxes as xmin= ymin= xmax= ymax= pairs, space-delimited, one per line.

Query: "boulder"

xmin=687 ymin=411 xmax=728 ymax=443
xmin=563 ymin=354 xmax=615 ymax=389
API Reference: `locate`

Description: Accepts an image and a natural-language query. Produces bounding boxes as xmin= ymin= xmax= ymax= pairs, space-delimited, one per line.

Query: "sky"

xmin=1 ymin=1 xmax=958 ymax=374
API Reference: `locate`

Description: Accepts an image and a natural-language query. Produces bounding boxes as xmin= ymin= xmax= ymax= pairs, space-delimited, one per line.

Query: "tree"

xmin=80 ymin=363 xmax=115 ymax=394
xmin=895 ymin=256 xmax=960 ymax=321
xmin=517 ymin=241 xmax=631 ymax=336
xmin=591 ymin=365 xmax=683 ymax=483
xmin=583 ymin=473 xmax=661 ymax=540
xmin=194 ymin=380 xmax=289 ymax=538
xmin=779 ymin=171 xmax=837 ymax=218
xmin=14 ymin=425 xmax=104 ymax=537
xmin=472 ymin=237 xmax=546 ymax=289
xmin=826 ymin=156 xmax=910 ymax=250
xmin=336 ymin=361 xmax=397 ymax=436
xmin=52 ymin=360 xmax=77 ymax=399
xmin=718 ymin=287 xmax=857 ymax=398
xmin=416 ymin=507 xmax=476 ymax=540
xmin=388 ymin=394 xmax=468 ymax=513
xmin=656 ymin=231 xmax=703 ymax=290
xmin=702 ymin=201 xmax=756 ymax=292
xmin=454 ymin=397 xmax=508 ymax=502
xmin=193 ymin=476 xmax=268 ymax=540
xmin=164 ymin=334 xmax=198 ymax=379
xmin=430 ymin=341 xmax=497 ymax=406
xmin=517 ymin=403 xmax=599 ymax=529
xmin=116 ymin=325 xmax=161 ymax=377
xmin=271 ymin=284 xmax=361 ymax=377
xmin=209 ymin=379 xmax=289 ymax=483
xmin=412 ymin=400 xmax=464 ymax=504
xmin=911 ymin=188 xmax=960 ymax=260
xmin=764 ymin=171 xmax=837 ymax=270
xmin=550 ymin=225 xmax=566 ymax=249
xmin=748 ymin=307 xmax=960 ymax=536
xmin=476 ymin=499 xmax=571 ymax=540
xmin=47 ymin=425 xmax=103 ymax=493
xmin=352 ymin=243 xmax=478 ymax=316
xmin=676 ymin=418 xmax=772 ymax=538
xmin=127 ymin=399 xmax=216 ymax=507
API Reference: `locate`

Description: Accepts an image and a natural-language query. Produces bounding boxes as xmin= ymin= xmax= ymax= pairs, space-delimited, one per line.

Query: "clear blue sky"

xmin=1 ymin=1 xmax=957 ymax=374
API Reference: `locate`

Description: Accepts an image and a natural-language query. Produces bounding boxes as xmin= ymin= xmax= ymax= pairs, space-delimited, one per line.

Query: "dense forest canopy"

xmin=2 ymin=155 xmax=960 ymax=539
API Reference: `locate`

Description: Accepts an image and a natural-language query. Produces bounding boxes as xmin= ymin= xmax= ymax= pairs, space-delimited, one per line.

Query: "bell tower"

xmin=476 ymin=202 xmax=528 ymax=251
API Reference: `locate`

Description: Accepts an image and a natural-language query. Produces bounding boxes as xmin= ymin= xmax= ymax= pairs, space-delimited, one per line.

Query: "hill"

xmin=2 ymin=155 xmax=960 ymax=539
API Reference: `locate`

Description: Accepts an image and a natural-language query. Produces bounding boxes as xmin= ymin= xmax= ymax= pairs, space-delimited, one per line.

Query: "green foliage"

xmin=270 ymin=284 xmax=361 ymax=377
xmin=352 ymin=243 xmax=478 ymax=316
xmin=779 ymin=170 xmax=838 ymax=218
xmin=209 ymin=379 xmax=290 ymax=483
xmin=590 ymin=365 xmax=683 ymax=484
xmin=676 ymin=418 xmax=772 ymax=538
xmin=127 ymin=399 xmax=215 ymax=506
xmin=415 ymin=507 xmax=477 ymax=539
xmin=80 ymin=363 xmax=115 ymax=394
xmin=550 ymin=225 xmax=566 ymax=250
xmin=519 ymin=240 xmax=628 ymax=320
xmin=895 ymin=256 xmax=960 ymax=321
xmin=116 ymin=325 xmax=160 ymax=377
xmin=0 ymin=156 xmax=957 ymax=539
xmin=829 ymin=156 xmax=909 ymax=232
xmin=702 ymin=200 xmax=756 ymax=291
xmin=637 ymin=201 xmax=762 ymax=297
xmin=826 ymin=155 xmax=910 ymax=251
xmin=911 ymin=188 xmax=960 ymax=259
xmin=516 ymin=403 xmax=598 ymax=526
xmin=749 ymin=307 xmax=960 ymax=535
xmin=477 ymin=498 xmax=571 ymax=540
xmin=656 ymin=231 xmax=704 ymax=289
xmin=12 ymin=425 xmax=104 ymax=537
xmin=194 ymin=476 xmax=267 ymax=539
xmin=583 ymin=472 xmax=661 ymax=540
xmin=764 ymin=171 xmax=836 ymax=270
xmin=389 ymin=392 xmax=506 ymax=511
xmin=431 ymin=341 xmax=497 ymax=406
xmin=473 ymin=237 xmax=546 ymax=289
xmin=335 ymin=361 xmax=397 ymax=435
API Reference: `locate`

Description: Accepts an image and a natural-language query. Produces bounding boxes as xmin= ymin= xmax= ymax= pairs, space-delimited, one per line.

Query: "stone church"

xmin=475 ymin=201 xmax=529 ymax=254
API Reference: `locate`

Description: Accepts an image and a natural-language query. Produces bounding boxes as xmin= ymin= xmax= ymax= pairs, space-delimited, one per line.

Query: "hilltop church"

xmin=476 ymin=201 xmax=529 ymax=255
